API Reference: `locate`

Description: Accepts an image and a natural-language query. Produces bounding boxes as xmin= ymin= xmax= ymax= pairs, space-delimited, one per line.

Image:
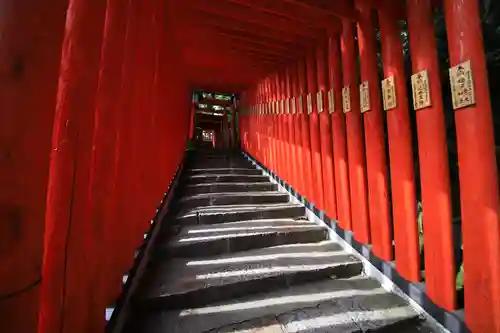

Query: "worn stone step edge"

xmin=182 ymin=183 xmax=278 ymax=195
xmin=178 ymin=192 xmax=289 ymax=209
xmin=176 ymin=205 xmax=306 ymax=225
xmin=157 ymin=227 xmax=328 ymax=258
xmin=134 ymin=261 xmax=364 ymax=312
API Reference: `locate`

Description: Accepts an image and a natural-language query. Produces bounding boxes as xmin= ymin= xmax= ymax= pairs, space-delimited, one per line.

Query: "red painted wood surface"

xmin=316 ymin=42 xmax=337 ymax=219
xmin=0 ymin=1 xmax=68 ymax=332
xmin=306 ymin=51 xmax=325 ymax=210
xmin=327 ymin=34 xmax=352 ymax=230
xmin=406 ymin=0 xmax=456 ymax=310
xmin=378 ymin=5 xmax=420 ymax=283
xmin=291 ymin=65 xmax=306 ymax=196
xmin=298 ymin=58 xmax=315 ymax=202
xmin=87 ymin=0 xmax=130 ymax=319
xmin=279 ymin=70 xmax=290 ymax=183
xmin=443 ymin=0 xmax=500 ymax=330
xmin=39 ymin=0 xmax=108 ymax=332
xmin=285 ymin=68 xmax=296 ymax=186
xmin=356 ymin=1 xmax=392 ymax=261
xmin=340 ymin=19 xmax=370 ymax=243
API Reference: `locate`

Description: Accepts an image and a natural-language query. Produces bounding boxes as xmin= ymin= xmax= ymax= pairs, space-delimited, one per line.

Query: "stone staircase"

xmin=123 ymin=150 xmax=444 ymax=333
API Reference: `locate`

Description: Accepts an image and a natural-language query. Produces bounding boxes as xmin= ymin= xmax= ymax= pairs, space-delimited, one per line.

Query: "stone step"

xmin=182 ymin=182 xmax=279 ymax=196
xmin=186 ymin=174 xmax=269 ymax=184
xmin=176 ymin=203 xmax=306 ymax=225
xmin=189 ymin=162 xmax=252 ymax=169
xmin=157 ymin=219 xmax=328 ymax=257
xmin=179 ymin=191 xmax=289 ymax=210
xmin=134 ymin=241 xmax=363 ymax=311
xmin=129 ymin=277 xmax=439 ymax=333
xmin=188 ymin=168 xmax=262 ymax=176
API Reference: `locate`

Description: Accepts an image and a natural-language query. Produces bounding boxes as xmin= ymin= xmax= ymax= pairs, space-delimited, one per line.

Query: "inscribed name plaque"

xmin=411 ymin=70 xmax=431 ymax=110
xmin=298 ymin=95 xmax=304 ymax=113
xmin=328 ymin=89 xmax=335 ymax=114
xmin=342 ymin=86 xmax=351 ymax=113
xmin=382 ymin=76 xmax=397 ymax=111
xmin=306 ymin=94 xmax=313 ymax=114
xmin=291 ymin=97 xmax=296 ymax=114
xmin=449 ymin=60 xmax=476 ymax=110
xmin=359 ymin=81 xmax=371 ymax=113
xmin=317 ymin=91 xmax=324 ymax=113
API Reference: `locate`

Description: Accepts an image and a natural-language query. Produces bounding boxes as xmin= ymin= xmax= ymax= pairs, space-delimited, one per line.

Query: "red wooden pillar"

xmin=39 ymin=0 xmax=108 ymax=332
xmin=406 ymin=0 xmax=455 ymax=310
xmin=279 ymin=70 xmax=290 ymax=182
xmin=316 ymin=42 xmax=337 ymax=219
xmin=263 ymin=80 xmax=270 ymax=168
xmin=291 ymin=65 xmax=306 ymax=196
xmin=0 ymin=1 xmax=68 ymax=332
xmin=87 ymin=0 xmax=130 ymax=311
xmin=341 ymin=19 xmax=370 ymax=243
xmin=133 ymin=0 xmax=158 ymax=234
xmin=113 ymin=0 xmax=141 ymax=274
xmin=356 ymin=1 xmax=392 ymax=260
xmin=306 ymin=51 xmax=325 ymax=209
xmin=266 ymin=78 xmax=274 ymax=170
xmin=298 ymin=58 xmax=315 ymax=201
xmin=285 ymin=67 xmax=297 ymax=187
xmin=378 ymin=5 xmax=420 ymax=282
xmin=275 ymin=73 xmax=283 ymax=177
xmin=328 ymin=35 xmax=352 ymax=229
xmin=443 ymin=0 xmax=500 ymax=330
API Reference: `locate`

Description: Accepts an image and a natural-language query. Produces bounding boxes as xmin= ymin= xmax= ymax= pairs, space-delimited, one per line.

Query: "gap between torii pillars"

xmin=340 ymin=19 xmax=370 ymax=243
xmin=306 ymin=50 xmax=325 ymax=210
xmin=355 ymin=0 xmax=392 ymax=261
xmin=378 ymin=4 xmax=420 ymax=282
xmin=444 ymin=0 xmax=500 ymax=331
xmin=406 ymin=0 xmax=456 ymax=311
xmin=316 ymin=41 xmax=337 ymax=219
xmin=0 ymin=1 xmax=68 ymax=332
xmin=39 ymin=0 xmax=108 ymax=332
xmin=328 ymin=34 xmax=352 ymax=230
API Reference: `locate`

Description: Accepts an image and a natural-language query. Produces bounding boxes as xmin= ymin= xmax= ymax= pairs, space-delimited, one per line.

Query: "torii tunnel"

xmin=1 ymin=0 xmax=499 ymax=332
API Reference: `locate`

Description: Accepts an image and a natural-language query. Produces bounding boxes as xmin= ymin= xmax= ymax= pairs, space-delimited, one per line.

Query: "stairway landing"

xmin=125 ymin=150 xmax=445 ymax=333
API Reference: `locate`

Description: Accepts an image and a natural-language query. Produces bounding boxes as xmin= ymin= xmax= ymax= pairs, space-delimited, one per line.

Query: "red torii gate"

xmin=0 ymin=0 xmax=499 ymax=332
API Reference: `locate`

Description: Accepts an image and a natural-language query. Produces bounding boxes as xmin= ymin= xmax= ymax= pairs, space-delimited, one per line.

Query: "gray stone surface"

xmin=124 ymin=151 xmax=445 ymax=333
xmin=189 ymin=168 xmax=263 ymax=176
xmin=179 ymin=192 xmax=290 ymax=209
xmin=184 ymin=182 xmax=278 ymax=195
xmin=161 ymin=219 xmax=327 ymax=257
xmin=176 ymin=203 xmax=306 ymax=225
xmin=187 ymin=174 xmax=270 ymax=184
xmin=136 ymin=241 xmax=362 ymax=310
xmin=129 ymin=277 xmax=442 ymax=333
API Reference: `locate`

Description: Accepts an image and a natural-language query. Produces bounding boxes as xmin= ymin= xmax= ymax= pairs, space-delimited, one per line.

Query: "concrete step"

xmin=134 ymin=241 xmax=362 ymax=311
xmin=129 ymin=277 xmax=442 ymax=333
xmin=186 ymin=174 xmax=269 ymax=184
xmin=179 ymin=191 xmax=289 ymax=210
xmin=176 ymin=203 xmax=306 ymax=225
xmin=188 ymin=168 xmax=262 ymax=176
xmin=183 ymin=182 xmax=279 ymax=196
xmin=157 ymin=219 xmax=328 ymax=257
